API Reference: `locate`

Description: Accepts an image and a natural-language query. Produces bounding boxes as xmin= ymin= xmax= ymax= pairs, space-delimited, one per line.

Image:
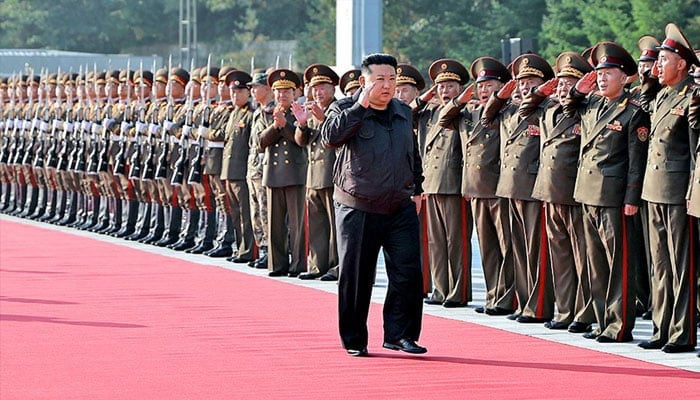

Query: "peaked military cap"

xmin=154 ymin=68 xmax=168 ymax=84
xmin=512 ymin=53 xmax=554 ymax=81
xmin=637 ymin=36 xmax=660 ymax=62
xmin=200 ymin=66 xmax=220 ymax=85
xmin=339 ymin=69 xmax=361 ymax=95
xmin=169 ymin=67 xmax=190 ymax=87
xmin=267 ymin=69 xmax=300 ymax=90
xmin=226 ymin=70 xmax=252 ymax=89
xmin=96 ymin=71 xmax=107 ymax=85
xmin=304 ymin=64 xmax=340 ymax=88
xmin=47 ymin=73 xmax=58 ymax=85
xmin=581 ymin=47 xmax=595 ymax=67
xmin=134 ymin=70 xmax=154 ymax=87
xmin=62 ymin=72 xmax=79 ymax=86
xmin=470 ymin=57 xmax=510 ymax=83
xmin=107 ymin=70 xmax=121 ymax=84
xmin=429 ymin=58 xmax=469 ymax=84
xmin=248 ymin=69 xmax=269 ymax=87
xmin=396 ymin=64 xmax=426 ymax=90
xmin=1 ymin=76 xmax=8 ymax=89
xmin=658 ymin=23 xmax=700 ymax=67
xmin=218 ymin=66 xmax=236 ymax=82
xmin=555 ymin=52 xmax=592 ymax=79
xmin=118 ymin=69 xmax=135 ymax=84
xmin=28 ymin=75 xmax=41 ymax=86
xmin=592 ymin=41 xmax=637 ymax=76
xmin=190 ymin=68 xmax=201 ymax=84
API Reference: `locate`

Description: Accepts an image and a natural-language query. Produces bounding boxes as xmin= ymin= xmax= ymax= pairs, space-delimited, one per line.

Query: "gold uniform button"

xmin=312 ymin=142 xmax=316 ymax=146
xmin=476 ymin=165 xmax=481 ymax=170
xmin=285 ymin=160 xmax=290 ymax=164
xmin=275 ymin=143 xmax=279 ymax=147
xmin=273 ymin=161 xmax=278 ymax=165
xmin=273 ymin=152 xmax=278 ymax=157
xmin=282 ymin=140 xmax=287 ymax=145
xmin=320 ymin=149 xmax=324 ymax=153
xmin=284 ymin=150 xmax=288 ymax=155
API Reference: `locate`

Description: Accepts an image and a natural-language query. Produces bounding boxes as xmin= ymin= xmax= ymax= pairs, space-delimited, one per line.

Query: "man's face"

xmin=637 ymin=60 xmax=654 ymax=77
xmin=436 ymin=80 xmax=461 ymax=105
xmin=217 ymin=81 xmax=229 ymax=100
xmin=273 ymin=87 xmax=295 ymax=108
xmin=311 ymin=83 xmax=335 ymax=108
xmin=394 ymin=84 xmax=419 ymax=105
xmin=169 ymin=81 xmax=185 ymax=100
xmin=230 ymin=87 xmax=250 ymax=108
xmin=360 ymin=64 xmax=396 ymax=108
xmin=596 ymin=67 xmax=627 ymax=98
xmin=518 ymin=76 xmax=543 ymax=98
xmin=250 ymin=84 xmax=271 ymax=104
xmin=476 ymin=79 xmax=503 ymax=105
xmin=200 ymin=79 xmax=217 ymax=102
xmin=657 ymin=50 xmax=686 ymax=86
xmin=556 ymin=76 xmax=577 ymax=103
xmin=154 ymin=81 xmax=166 ymax=99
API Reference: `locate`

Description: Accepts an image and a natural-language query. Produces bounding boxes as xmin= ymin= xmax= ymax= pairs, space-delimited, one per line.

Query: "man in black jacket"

xmin=321 ymin=53 xmax=426 ymax=357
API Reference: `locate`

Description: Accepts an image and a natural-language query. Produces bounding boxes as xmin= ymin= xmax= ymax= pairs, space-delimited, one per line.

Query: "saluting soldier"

xmin=522 ymin=52 xmax=595 ymax=333
xmin=291 ymin=63 xmax=339 ymax=280
xmin=482 ymin=53 xmax=555 ymax=323
xmin=565 ymin=41 xmax=649 ymax=343
xmin=637 ymin=23 xmax=698 ymax=353
xmin=259 ymin=69 xmax=308 ymax=277
xmin=414 ymin=59 xmax=472 ymax=307
xmin=438 ymin=57 xmax=516 ymax=316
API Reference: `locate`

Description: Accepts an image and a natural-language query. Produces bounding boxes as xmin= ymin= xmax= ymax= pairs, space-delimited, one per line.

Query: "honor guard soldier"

xmin=414 ymin=58 xmax=473 ymax=307
xmin=395 ymin=63 xmax=425 ymax=105
xmin=245 ymin=69 xmax=273 ymax=268
xmin=482 ymin=53 xmax=556 ymax=323
xmin=259 ymin=69 xmax=308 ymax=277
xmin=522 ymin=52 xmax=595 ymax=333
xmin=438 ymin=56 xmax=516 ymax=316
xmin=637 ymin=23 xmax=698 ymax=353
xmin=565 ymin=41 xmax=649 ymax=343
xmin=291 ymin=63 xmax=339 ymax=280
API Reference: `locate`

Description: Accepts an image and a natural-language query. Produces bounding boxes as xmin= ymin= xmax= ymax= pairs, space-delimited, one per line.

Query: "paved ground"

xmin=3 ymin=214 xmax=698 ymax=372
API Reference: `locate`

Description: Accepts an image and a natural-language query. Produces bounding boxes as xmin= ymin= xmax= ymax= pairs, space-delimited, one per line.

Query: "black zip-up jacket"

xmin=321 ymin=90 xmax=424 ymax=214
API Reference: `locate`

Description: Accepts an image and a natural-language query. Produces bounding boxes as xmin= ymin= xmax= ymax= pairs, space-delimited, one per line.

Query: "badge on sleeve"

xmin=637 ymin=126 xmax=649 ymax=142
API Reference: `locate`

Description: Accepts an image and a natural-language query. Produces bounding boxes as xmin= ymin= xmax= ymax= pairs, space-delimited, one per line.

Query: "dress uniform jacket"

xmin=297 ymin=113 xmax=335 ymax=190
xmin=439 ymin=100 xmax=500 ymax=199
xmin=220 ymin=103 xmax=253 ymax=181
xmin=690 ymin=88 xmax=700 ymax=217
xmin=203 ymin=101 xmax=234 ymax=176
xmin=260 ymin=109 xmax=307 ymax=188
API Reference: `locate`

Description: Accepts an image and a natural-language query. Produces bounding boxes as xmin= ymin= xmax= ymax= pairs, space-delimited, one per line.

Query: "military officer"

xmin=339 ymin=69 xmax=361 ymax=97
xmin=523 ymin=52 xmax=595 ymax=333
xmin=438 ymin=56 xmax=515 ymax=316
xmin=637 ymin=23 xmax=698 ymax=353
xmin=259 ymin=69 xmax=308 ymax=277
xmin=481 ymin=53 xmax=555 ymax=323
xmin=291 ymin=63 xmax=339 ymax=280
xmin=565 ymin=41 xmax=649 ymax=343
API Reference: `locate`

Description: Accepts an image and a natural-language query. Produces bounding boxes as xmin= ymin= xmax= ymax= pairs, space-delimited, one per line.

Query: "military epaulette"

xmin=678 ymin=85 xmax=689 ymax=96
xmin=628 ymin=98 xmax=642 ymax=108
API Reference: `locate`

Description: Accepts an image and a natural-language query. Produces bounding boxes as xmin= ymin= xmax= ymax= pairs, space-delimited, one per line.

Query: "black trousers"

xmin=336 ymin=201 xmax=424 ymax=350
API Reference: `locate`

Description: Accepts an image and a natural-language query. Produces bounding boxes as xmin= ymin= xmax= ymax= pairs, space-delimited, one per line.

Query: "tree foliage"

xmin=0 ymin=0 xmax=697 ymax=73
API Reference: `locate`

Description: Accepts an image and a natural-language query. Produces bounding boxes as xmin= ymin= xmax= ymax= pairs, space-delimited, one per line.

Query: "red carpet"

xmin=0 ymin=219 xmax=697 ymax=399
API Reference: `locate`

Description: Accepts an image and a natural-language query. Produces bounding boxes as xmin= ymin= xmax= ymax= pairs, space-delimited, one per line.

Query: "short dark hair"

xmin=361 ymin=53 xmax=398 ymax=75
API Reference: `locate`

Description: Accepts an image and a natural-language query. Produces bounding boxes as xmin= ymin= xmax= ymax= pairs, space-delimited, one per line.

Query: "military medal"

xmin=670 ymin=106 xmax=685 ymax=116
xmin=606 ymin=120 xmax=623 ymax=132
xmin=636 ymin=126 xmax=649 ymax=142
xmin=527 ymin=124 xmax=540 ymax=136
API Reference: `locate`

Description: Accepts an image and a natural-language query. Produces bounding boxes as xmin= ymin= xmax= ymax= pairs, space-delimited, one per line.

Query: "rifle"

xmin=1 ymin=74 xmax=17 ymax=164
xmin=96 ymin=73 xmax=116 ymax=174
xmin=141 ymin=57 xmax=159 ymax=181
xmin=155 ymin=56 xmax=173 ymax=180
xmin=86 ymin=64 xmax=101 ymax=175
xmin=186 ymin=54 xmax=212 ymax=185
xmin=15 ymin=71 xmax=36 ymax=166
xmin=170 ymin=58 xmax=196 ymax=186
xmin=113 ymin=59 xmax=132 ymax=177
xmin=32 ymin=69 xmax=50 ymax=169
xmin=128 ymin=61 xmax=146 ymax=180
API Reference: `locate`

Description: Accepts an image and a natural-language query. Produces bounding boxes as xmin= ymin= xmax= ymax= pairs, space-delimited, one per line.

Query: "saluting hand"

xmin=651 ymin=62 xmax=660 ymax=78
xmin=496 ymin=80 xmax=517 ymax=100
xmin=457 ymin=83 xmax=475 ymax=105
xmin=358 ymin=81 xmax=377 ymax=108
xmin=419 ymin=85 xmax=437 ymax=103
xmin=536 ymin=78 xmax=559 ymax=97
xmin=574 ymin=71 xmax=597 ymax=95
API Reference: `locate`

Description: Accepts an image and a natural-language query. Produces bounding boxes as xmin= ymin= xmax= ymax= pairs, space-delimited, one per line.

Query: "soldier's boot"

xmin=68 ymin=193 xmax=87 ymax=227
xmin=29 ymin=186 xmax=47 ymax=219
xmin=206 ymin=214 xmax=235 ymax=257
xmin=49 ymin=190 xmax=66 ymax=223
xmin=80 ymin=195 xmax=101 ymax=230
xmin=127 ymin=202 xmax=151 ymax=241
xmin=187 ymin=211 xmax=216 ymax=254
xmin=171 ymin=208 xmax=199 ymax=251
xmin=102 ymin=199 xmax=123 ymax=235
xmin=115 ymin=200 xmax=139 ymax=238
xmin=9 ymin=183 xmax=25 ymax=215
xmin=58 ymin=191 xmax=78 ymax=225
xmin=252 ymin=245 xmax=268 ymax=269
xmin=19 ymin=185 xmax=38 ymax=218
xmin=0 ymin=182 xmax=9 ymax=211
xmin=90 ymin=196 xmax=111 ymax=232
xmin=38 ymin=189 xmax=57 ymax=221
xmin=157 ymin=205 xmax=182 ymax=247
xmin=141 ymin=204 xmax=165 ymax=244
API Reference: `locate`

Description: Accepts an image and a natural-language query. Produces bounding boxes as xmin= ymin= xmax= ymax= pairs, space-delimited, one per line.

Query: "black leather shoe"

xmin=506 ymin=312 xmax=521 ymax=320
xmin=268 ymin=271 xmax=286 ymax=277
xmin=299 ymin=272 xmax=323 ymax=280
xmin=169 ymin=239 xmax=195 ymax=251
xmin=474 ymin=306 xmax=485 ymax=314
xmin=247 ymin=259 xmax=257 ymax=267
xmin=319 ymin=272 xmax=338 ymax=281
xmin=205 ymin=247 xmax=233 ymax=258
xmin=485 ymin=307 xmax=513 ymax=316
xmin=231 ymin=256 xmax=254 ymax=263
xmin=517 ymin=315 xmax=548 ymax=323
xmin=382 ymin=339 xmax=427 ymax=354
xmin=424 ymin=298 xmax=442 ymax=305
xmin=597 ymin=333 xmax=632 ymax=343
xmin=155 ymin=236 xmax=178 ymax=247
xmin=582 ymin=331 xmax=599 ymax=340
xmin=287 ymin=271 xmax=300 ymax=278
xmin=567 ymin=321 xmax=592 ymax=333
xmin=186 ymin=243 xmax=214 ymax=254
xmin=544 ymin=320 xmax=570 ymax=330
xmin=641 ymin=310 xmax=652 ymax=320
xmin=346 ymin=348 xmax=368 ymax=357
xmin=661 ymin=343 xmax=696 ymax=353
xmin=443 ymin=301 xmax=468 ymax=308
xmin=638 ymin=340 xmax=664 ymax=350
